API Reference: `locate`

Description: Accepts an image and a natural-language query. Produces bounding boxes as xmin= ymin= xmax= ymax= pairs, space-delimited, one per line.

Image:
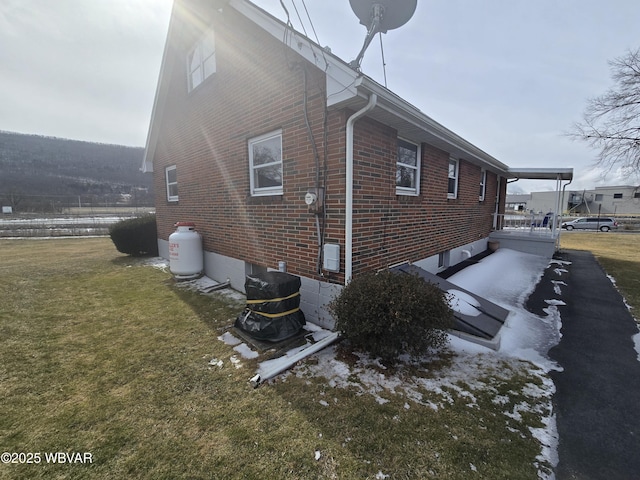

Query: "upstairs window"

xmin=165 ymin=165 xmax=178 ymax=202
xmin=479 ymin=169 xmax=487 ymax=201
xmin=448 ymin=158 xmax=459 ymax=199
xmin=249 ymin=130 xmax=283 ymax=196
xmin=187 ymin=28 xmax=216 ymax=92
xmin=613 ymin=193 xmax=623 ymax=199
xmin=396 ymin=139 xmax=420 ymax=195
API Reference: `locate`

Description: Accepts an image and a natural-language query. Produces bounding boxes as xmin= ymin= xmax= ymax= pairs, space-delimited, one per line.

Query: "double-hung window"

xmin=187 ymin=28 xmax=216 ymax=92
xmin=396 ymin=139 xmax=420 ymax=195
xmin=479 ymin=169 xmax=487 ymax=201
xmin=249 ymin=130 xmax=283 ymax=196
xmin=165 ymin=165 xmax=178 ymax=202
xmin=448 ymin=158 xmax=459 ymax=199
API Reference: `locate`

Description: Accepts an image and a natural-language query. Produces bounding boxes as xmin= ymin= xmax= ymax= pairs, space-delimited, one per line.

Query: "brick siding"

xmin=152 ymin=4 xmax=505 ymax=285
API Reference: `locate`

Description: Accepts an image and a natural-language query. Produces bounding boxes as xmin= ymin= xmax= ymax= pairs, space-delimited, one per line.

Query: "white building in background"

xmin=507 ymin=185 xmax=640 ymax=216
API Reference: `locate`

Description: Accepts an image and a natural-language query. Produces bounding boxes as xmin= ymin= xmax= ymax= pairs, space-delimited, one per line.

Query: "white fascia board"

xmin=229 ymin=0 xmax=358 ymax=106
xmin=141 ymin=1 xmax=179 ymax=173
xmin=230 ymin=1 xmax=508 ymax=174
xmin=354 ymin=76 xmax=510 ymax=173
xmin=230 ymin=0 xmax=328 ymax=70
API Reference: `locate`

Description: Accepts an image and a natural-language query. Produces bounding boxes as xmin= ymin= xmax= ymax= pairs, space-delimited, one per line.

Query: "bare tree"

xmin=570 ymin=48 xmax=640 ymax=176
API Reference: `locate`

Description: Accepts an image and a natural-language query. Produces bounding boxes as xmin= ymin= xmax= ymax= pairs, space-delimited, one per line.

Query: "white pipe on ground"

xmin=249 ymin=331 xmax=341 ymax=388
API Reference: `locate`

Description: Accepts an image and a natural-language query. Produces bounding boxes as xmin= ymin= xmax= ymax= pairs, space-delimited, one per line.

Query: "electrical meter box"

xmin=323 ymin=243 xmax=340 ymax=272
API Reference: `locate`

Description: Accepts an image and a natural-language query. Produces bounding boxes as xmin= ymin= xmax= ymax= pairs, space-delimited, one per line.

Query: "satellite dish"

xmin=349 ymin=0 xmax=417 ymax=69
xmin=349 ymin=0 xmax=417 ymax=33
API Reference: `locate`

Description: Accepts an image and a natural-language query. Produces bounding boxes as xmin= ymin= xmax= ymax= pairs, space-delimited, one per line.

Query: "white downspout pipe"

xmin=249 ymin=331 xmax=341 ymax=387
xmin=345 ymin=94 xmax=377 ymax=283
xmin=493 ymin=176 xmax=502 ymax=230
xmin=552 ymin=174 xmax=562 ymax=237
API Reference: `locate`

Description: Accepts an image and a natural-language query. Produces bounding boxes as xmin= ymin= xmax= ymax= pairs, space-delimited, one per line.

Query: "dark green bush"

xmin=109 ymin=214 xmax=158 ymax=257
xmin=329 ymin=270 xmax=454 ymax=364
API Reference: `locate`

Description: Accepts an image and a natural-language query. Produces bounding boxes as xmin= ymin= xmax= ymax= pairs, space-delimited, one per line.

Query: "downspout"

xmin=557 ymin=177 xmax=573 ymax=250
xmin=494 ymin=176 xmax=504 ymax=230
xmin=345 ymin=94 xmax=377 ymax=283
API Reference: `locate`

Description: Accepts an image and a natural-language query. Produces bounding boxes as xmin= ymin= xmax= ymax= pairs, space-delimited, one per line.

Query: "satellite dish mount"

xmin=349 ymin=0 xmax=417 ymax=70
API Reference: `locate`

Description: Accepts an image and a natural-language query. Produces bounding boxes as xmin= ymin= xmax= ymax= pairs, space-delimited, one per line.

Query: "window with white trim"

xmin=165 ymin=165 xmax=178 ymax=202
xmin=448 ymin=158 xmax=459 ymax=199
xmin=396 ymin=139 xmax=420 ymax=195
xmin=479 ymin=169 xmax=487 ymax=201
xmin=187 ymin=28 xmax=216 ymax=92
xmin=249 ymin=130 xmax=283 ymax=196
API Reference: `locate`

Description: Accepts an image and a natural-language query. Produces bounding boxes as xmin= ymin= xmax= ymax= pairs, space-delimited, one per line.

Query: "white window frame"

xmin=479 ymin=169 xmax=487 ymax=201
xmin=187 ymin=28 xmax=216 ymax=93
xmin=448 ymin=157 xmax=459 ymax=199
xmin=165 ymin=165 xmax=178 ymax=202
xmin=249 ymin=130 xmax=283 ymax=196
xmin=396 ymin=138 xmax=421 ymax=196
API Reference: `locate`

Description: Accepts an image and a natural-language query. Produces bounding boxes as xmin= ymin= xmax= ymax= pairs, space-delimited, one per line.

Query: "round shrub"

xmin=109 ymin=214 xmax=158 ymax=257
xmin=329 ymin=270 xmax=454 ymax=364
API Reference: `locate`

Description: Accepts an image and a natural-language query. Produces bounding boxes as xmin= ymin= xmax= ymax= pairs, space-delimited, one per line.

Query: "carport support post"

xmin=552 ymin=174 xmax=562 ymax=237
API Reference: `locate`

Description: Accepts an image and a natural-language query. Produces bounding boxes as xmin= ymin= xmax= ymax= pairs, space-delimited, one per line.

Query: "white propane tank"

xmin=168 ymin=222 xmax=203 ymax=279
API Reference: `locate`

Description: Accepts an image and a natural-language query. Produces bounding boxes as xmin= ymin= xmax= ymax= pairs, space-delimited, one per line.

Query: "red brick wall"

xmin=153 ymin=5 xmax=337 ymax=280
xmin=152 ymin=3 xmax=504 ymax=284
xmin=349 ymin=117 xmax=502 ymax=276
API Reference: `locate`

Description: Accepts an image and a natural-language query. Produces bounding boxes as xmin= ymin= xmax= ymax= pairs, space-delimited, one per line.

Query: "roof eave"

xmin=141 ymin=1 xmax=179 ymax=173
xmin=337 ymin=76 xmax=511 ymax=174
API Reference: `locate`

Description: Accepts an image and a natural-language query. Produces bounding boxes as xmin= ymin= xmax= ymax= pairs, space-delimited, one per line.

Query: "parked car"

xmin=561 ymin=217 xmax=618 ymax=232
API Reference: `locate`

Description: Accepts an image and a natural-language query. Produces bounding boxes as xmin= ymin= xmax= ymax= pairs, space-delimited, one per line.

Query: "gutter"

xmin=345 ymin=93 xmax=377 ymax=283
xmin=353 ymin=76 xmax=510 ymax=174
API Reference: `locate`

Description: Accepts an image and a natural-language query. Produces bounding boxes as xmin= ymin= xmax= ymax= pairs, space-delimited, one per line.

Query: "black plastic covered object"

xmin=234 ymin=271 xmax=305 ymax=342
xmin=244 ymin=271 xmax=301 ymax=300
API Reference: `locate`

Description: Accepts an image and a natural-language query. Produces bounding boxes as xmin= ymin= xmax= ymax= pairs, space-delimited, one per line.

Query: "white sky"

xmin=1 ymin=0 xmax=639 ymax=192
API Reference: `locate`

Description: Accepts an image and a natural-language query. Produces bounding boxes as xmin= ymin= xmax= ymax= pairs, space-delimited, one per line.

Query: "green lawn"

xmin=1 ymin=238 xmax=553 ymax=479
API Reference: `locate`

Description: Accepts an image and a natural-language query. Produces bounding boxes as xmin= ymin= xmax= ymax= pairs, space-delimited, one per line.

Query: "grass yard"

xmin=559 ymin=232 xmax=640 ymax=314
xmin=1 ymin=238 xmax=552 ymax=479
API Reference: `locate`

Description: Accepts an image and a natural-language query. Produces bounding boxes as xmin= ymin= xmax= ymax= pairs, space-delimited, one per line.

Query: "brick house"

xmin=143 ymin=0 xmax=515 ymax=328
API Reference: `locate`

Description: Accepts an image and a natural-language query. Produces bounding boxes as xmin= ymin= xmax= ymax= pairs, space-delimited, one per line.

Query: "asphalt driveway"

xmin=526 ymin=249 xmax=640 ymax=479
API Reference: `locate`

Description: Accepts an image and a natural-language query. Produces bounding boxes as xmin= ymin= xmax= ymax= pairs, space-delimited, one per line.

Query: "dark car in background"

xmin=561 ymin=217 xmax=618 ymax=232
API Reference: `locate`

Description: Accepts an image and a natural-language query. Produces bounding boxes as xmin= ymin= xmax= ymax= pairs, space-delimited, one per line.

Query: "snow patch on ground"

xmin=175 ymin=275 xmax=246 ymax=303
xmin=234 ymin=343 xmax=259 ymax=359
xmin=144 ymin=257 xmax=169 ymax=271
xmin=218 ymin=331 xmax=242 ymax=346
xmin=551 ymin=280 xmax=567 ymax=295
xmin=634 ymin=333 xmax=640 ymax=363
xmin=606 ymin=274 xmax=640 ymax=362
xmin=262 ymin=249 xmax=562 ymax=478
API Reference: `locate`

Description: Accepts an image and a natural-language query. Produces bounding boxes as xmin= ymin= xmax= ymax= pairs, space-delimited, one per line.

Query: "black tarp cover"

xmin=235 ymin=271 xmax=306 ymax=342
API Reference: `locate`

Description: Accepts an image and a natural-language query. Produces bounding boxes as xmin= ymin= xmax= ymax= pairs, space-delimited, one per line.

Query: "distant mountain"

xmin=0 ymin=131 xmax=153 ymax=211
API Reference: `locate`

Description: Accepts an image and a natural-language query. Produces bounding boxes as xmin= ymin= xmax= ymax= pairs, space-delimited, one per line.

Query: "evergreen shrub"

xmin=109 ymin=214 xmax=158 ymax=256
xmin=329 ymin=270 xmax=454 ymax=364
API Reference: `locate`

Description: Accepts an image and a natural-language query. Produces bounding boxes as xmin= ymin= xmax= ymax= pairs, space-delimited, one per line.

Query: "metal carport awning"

xmin=507 ymin=168 xmax=573 ymax=181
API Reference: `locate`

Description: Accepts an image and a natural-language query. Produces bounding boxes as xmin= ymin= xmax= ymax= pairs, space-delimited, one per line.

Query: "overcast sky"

xmin=1 ymin=0 xmax=639 ymax=192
